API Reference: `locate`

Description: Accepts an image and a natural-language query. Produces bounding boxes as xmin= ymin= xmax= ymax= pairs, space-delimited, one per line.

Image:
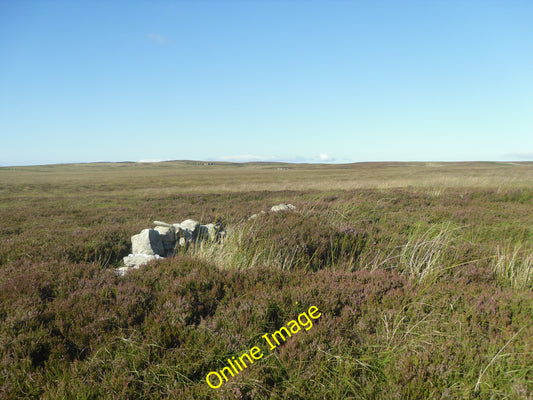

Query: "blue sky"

xmin=1 ymin=0 xmax=532 ymax=166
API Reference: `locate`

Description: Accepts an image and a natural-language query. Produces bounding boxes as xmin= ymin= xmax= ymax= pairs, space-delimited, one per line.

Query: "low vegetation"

xmin=0 ymin=161 xmax=532 ymax=399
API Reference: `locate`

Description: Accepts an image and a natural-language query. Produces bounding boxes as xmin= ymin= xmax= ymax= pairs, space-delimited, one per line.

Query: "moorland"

xmin=0 ymin=161 xmax=532 ymax=399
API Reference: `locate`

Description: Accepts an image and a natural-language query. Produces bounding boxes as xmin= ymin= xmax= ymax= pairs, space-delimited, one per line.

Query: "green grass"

xmin=0 ymin=161 xmax=532 ymax=399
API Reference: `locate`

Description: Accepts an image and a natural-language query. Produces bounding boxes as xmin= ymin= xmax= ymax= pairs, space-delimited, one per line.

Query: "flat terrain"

xmin=2 ymin=161 xmax=533 ymax=194
xmin=1 ymin=161 xmax=532 ymax=399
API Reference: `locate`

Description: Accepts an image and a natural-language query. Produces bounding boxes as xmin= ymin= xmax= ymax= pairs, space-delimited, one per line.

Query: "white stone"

xmin=271 ymin=203 xmax=296 ymax=212
xmin=155 ymin=226 xmax=175 ymax=242
xmin=131 ymin=229 xmax=165 ymax=256
xmin=122 ymin=253 xmax=163 ymax=268
xmin=153 ymin=220 xmax=173 ymax=227
xmin=179 ymin=219 xmax=200 ymax=232
xmin=154 ymin=226 xmax=176 ymax=255
xmin=173 ymin=219 xmax=200 ymax=244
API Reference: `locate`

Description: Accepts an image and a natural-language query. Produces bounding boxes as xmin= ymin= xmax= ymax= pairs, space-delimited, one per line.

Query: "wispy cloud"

xmin=506 ymin=152 xmax=533 ymax=160
xmin=138 ymin=159 xmax=162 ymax=163
xmin=212 ymin=154 xmax=308 ymax=163
xmin=318 ymin=153 xmax=335 ymax=162
xmin=147 ymin=33 xmax=169 ymax=45
xmin=211 ymin=154 xmax=346 ymax=163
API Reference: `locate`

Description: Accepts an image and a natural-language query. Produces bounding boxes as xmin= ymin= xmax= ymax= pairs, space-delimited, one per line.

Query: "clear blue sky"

xmin=1 ymin=0 xmax=532 ymax=166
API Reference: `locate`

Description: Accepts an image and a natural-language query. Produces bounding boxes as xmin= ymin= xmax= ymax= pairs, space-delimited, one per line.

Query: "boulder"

xmin=153 ymin=220 xmax=173 ymax=227
xmin=173 ymin=219 xmax=201 ymax=245
xmin=198 ymin=223 xmax=223 ymax=242
xmin=131 ymin=229 xmax=165 ymax=256
xmin=155 ymin=225 xmax=175 ymax=242
xmin=154 ymin=225 xmax=176 ymax=255
xmin=271 ymin=203 xmax=296 ymax=212
xmin=119 ymin=217 xmax=228 ymax=275
xmin=123 ymin=253 xmax=163 ymax=268
xmin=179 ymin=219 xmax=201 ymax=232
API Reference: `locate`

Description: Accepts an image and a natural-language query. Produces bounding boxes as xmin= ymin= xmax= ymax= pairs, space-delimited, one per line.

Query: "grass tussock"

xmin=493 ymin=244 xmax=533 ymax=290
xmin=185 ymin=210 xmax=366 ymax=272
xmin=398 ymin=223 xmax=461 ymax=283
xmin=0 ymin=162 xmax=532 ymax=399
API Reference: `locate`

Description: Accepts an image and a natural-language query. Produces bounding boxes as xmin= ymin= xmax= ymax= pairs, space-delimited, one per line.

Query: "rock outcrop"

xmin=118 ymin=219 xmax=224 ymax=274
xmin=154 ymin=225 xmax=176 ymax=255
xmin=131 ymin=229 xmax=165 ymax=256
xmin=117 ymin=203 xmax=296 ymax=275
xmin=174 ymin=219 xmax=201 ymax=246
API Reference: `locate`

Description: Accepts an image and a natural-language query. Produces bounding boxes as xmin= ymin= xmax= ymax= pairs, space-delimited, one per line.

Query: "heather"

xmin=0 ymin=161 xmax=532 ymax=399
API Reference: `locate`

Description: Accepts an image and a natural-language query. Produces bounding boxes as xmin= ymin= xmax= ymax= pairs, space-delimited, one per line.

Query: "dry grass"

xmin=493 ymin=245 xmax=533 ymax=289
xmin=1 ymin=161 xmax=532 ymax=197
xmin=398 ymin=224 xmax=460 ymax=283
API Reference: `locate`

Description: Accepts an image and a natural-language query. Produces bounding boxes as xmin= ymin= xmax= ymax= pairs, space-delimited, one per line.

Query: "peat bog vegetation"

xmin=0 ymin=161 xmax=532 ymax=399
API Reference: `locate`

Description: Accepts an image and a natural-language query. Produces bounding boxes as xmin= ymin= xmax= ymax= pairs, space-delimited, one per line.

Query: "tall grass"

xmin=185 ymin=213 xmax=533 ymax=292
xmin=493 ymin=244 xmax=533 ymax=289
xmin=181 ymin=209 xmax=366 ymax=272
xmin=187 ymin=220 xmax=271 ymax=270
xmin=398 ymin=224 xmax=461 ymax=283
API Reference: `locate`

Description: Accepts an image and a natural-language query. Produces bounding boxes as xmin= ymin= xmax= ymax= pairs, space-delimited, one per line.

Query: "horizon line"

xmin=1 ymin=159 xmax=532 ymax=169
